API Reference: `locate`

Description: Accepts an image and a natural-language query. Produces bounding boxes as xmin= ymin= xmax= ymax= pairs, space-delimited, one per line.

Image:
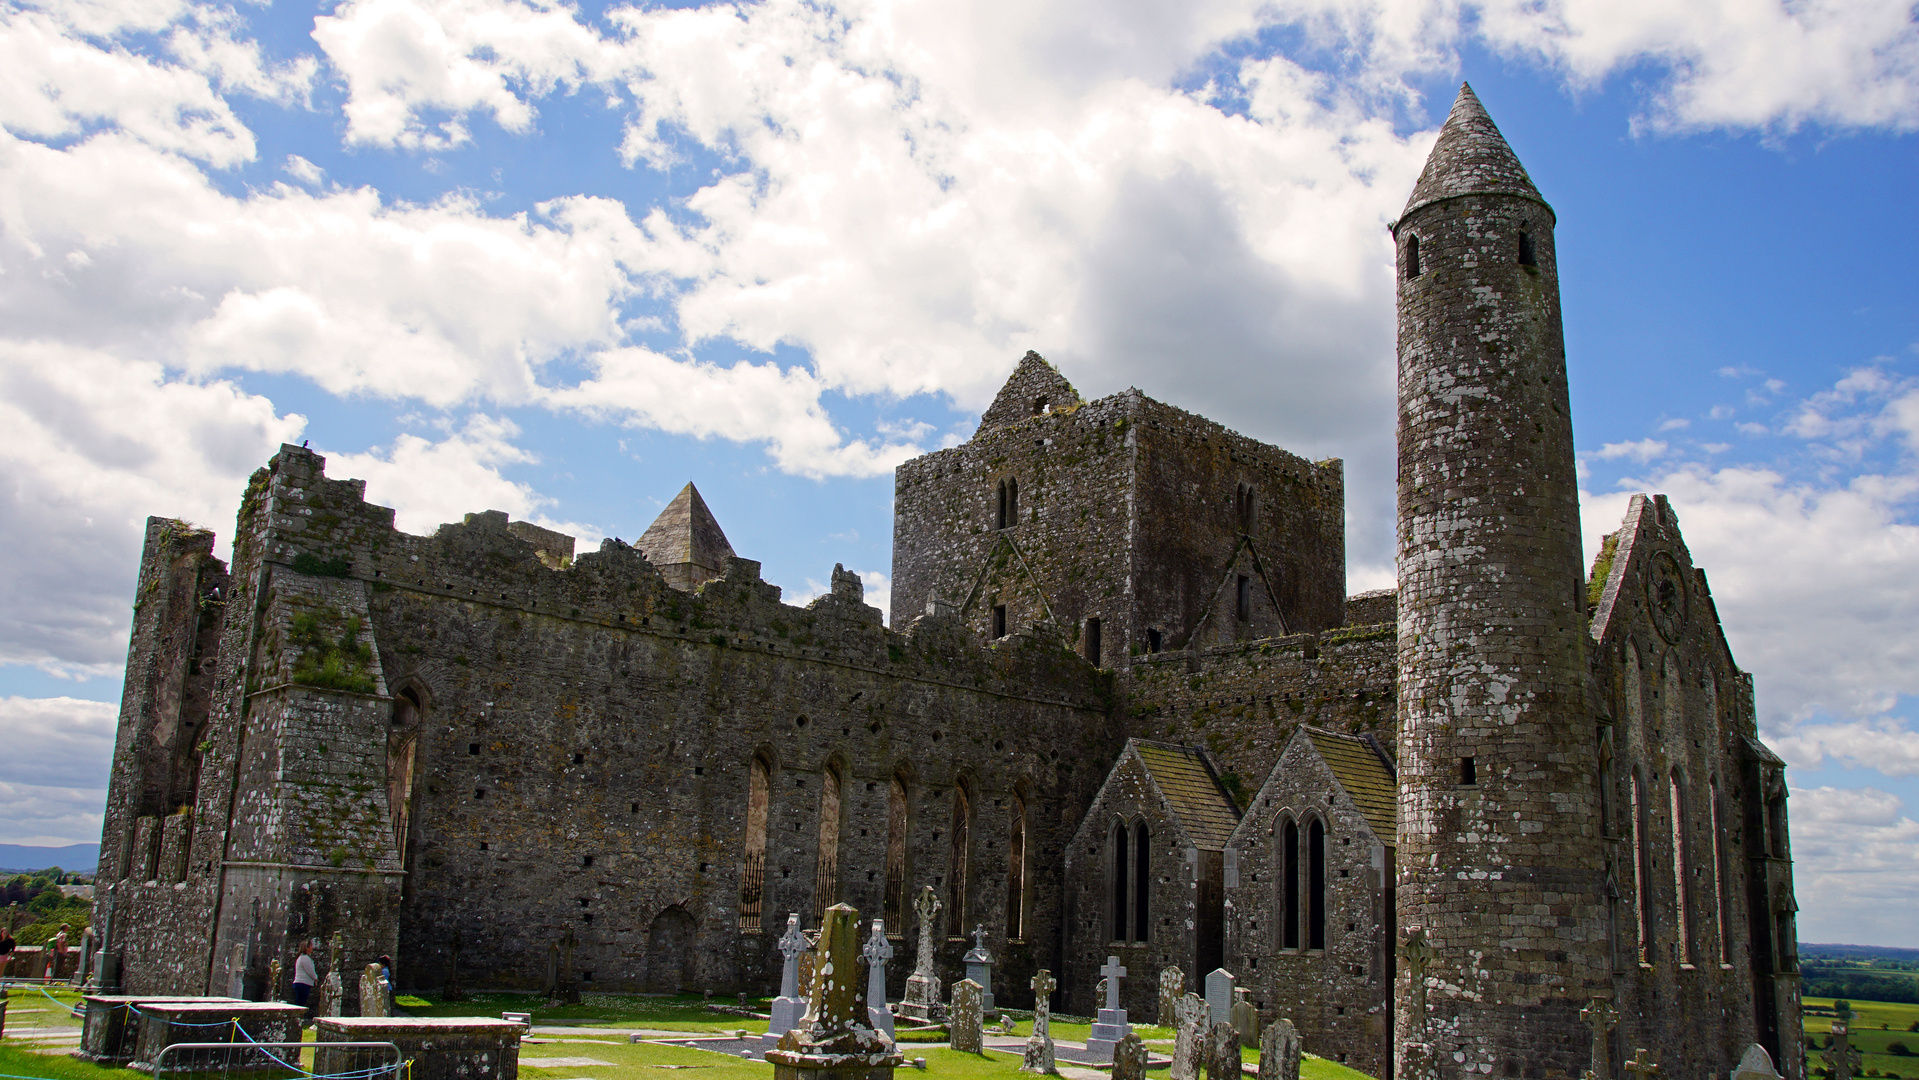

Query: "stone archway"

xmin=643 ymin=906 xmax=697 ymax=993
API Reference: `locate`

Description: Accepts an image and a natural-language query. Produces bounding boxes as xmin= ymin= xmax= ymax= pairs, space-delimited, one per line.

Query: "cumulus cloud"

xmin=0 ymin=696 xmax=119 ymax=847
xmin=1595 ymin=438 xmax=1669 ymax=463
xmin=1787 ymin=785 xmax=1919 ymax=945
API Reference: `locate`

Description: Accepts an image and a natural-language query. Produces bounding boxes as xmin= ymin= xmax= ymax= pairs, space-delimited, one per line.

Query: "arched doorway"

xmin=643 ymin=906 xmax=698 ymax=993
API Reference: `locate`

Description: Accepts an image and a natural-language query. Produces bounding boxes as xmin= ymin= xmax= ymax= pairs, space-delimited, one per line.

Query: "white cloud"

xmin=1595 ymin=438 xmax=1669 ymax=463
xmin=1786 ymin=785 xmax=1919 ymax=946
xmin=787 ymin=567 xmax=892 ymax=626
xmin=0 ymin=696 xmax=119 ymax=847
xmin=1775 ymin=719 xmax=1919 ymax=778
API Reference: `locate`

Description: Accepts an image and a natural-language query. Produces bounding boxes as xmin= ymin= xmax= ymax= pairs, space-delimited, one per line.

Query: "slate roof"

xmin=1304 ymin=728 xmax=1397 ymax=842
xmin=1133 ymin=741 xmax=1241 ymax=849
xmin=1401 ymin=83 xmax=1549 ymax=221
xmin=637 ymin=482 xmax=736 ymax=571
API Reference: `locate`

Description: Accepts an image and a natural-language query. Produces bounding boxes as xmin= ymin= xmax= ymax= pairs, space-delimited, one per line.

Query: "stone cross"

xmin=913 ymin=887 xmax=941 ymax=978
xmin=1170 ymin=993 xmax=1207 ymax=1080
xmin=779 ymin=915 xmax=809 ymax=998
xmin=949 ymin=979 xmax=985 ymax=1053
xmin=1021 ymin=969 xmax=1058 ymax=1075
xmin=1100 ymin=956 xmax=1127 ymax=1013
xmin=1111 ymin=1033 xmax=1148 ymax=1080
xmin=267 ymin=958 xmax=282 ymax=1003
xmin=764 ymin=902 xmax=901 ymax=1072
xmin=863 ymin=919 xmax=895 ymax=1040
xmin=962 ymin=924 xmax=997 ymax=1016
xmin=1157 ymin=966 xmax=1186 ymax=1026
xmin=1622 ymin=1049 xmax=1660 ymax=1079
xmin=1580 ymin=999 xmax=1618 ymax=1080
xmin=1730 ymin=1044 xmax=1783 ymax=1080
xmin=360 ymin=962 xmax=388 ymax=1017
xmin=320 ymin=930 xmax=345 ymax=1017
xmin=1257 ymin=1018 xmax=1300 ymax=1080
xmin=1402 ymin=926 xmax=1434 ymax=1037
xmin=1203 ymin=968 xmax=1234 ymax=1026
xmin=1822 ymin=1005 xmax=1862 ymax=1080
xmin=1203 ymin=1020 xmax=1239 ymax=1080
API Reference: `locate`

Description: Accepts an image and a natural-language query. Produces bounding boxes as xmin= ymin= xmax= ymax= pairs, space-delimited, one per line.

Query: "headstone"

xmin=228 ymin=944 xmax=249 ymax=998
xmin=319 ymin=931 xmax=345 ymax=1017
xmin=1111 ymin=1033 xmax=1148 ymax=1080
xmin=1821 ymin=1003 xmax=1862 ymax=1080
xmin=962 ymin=925 xmax=996 ymax=1017
xmin=765 ymin=902 xmax=902 ymax=1080
xmin=796 ymin=931 xmax=822 ymax=1003
xmin=863 ymin=919 xmax=896 ymax=1041
xmin=949 ymin=979 xmax=984 ymax=1054
xmin=1170 ymin=992 xmax=1207 ymax=1080
xmin=1730 ymin=1044 xmax=1783 ymax=1080
xmin=1402 ymin=926 xmax=1434 ymax=1041
xmin=267 ymin=959 xmax=283 ymax=1002
xmin=899 ymin=887 xmax=944 ymax=1021
xmin=1204 ymin=969 xmax=1234 ymax=1027
xmin=360 ymin=963 xmax=388 ymax=1017
xmin=1229 ymin=988 xmax=1258 ymax=1048
xmin=1622 ymin=1049 xmax=1661 ymax=1080
xmin=764 ymin=915 xmax=810 ymax=1047
xmin=1580 ymin=1000 xmax=1617 ymax=1080
xmin=443 ymin=930 xmax=467 ymax=1002
xmin=1157 ymin=967 xmax=1185 ymax=1026
xmin=1203 ymin=1020 xmax=1239 ymax=1080
xmin=1021 ymin=969 xmax=1057 ymax=1075
xmin=74 ymin=927 xmax=97 ymax=987
xmin=1257 ymin=1018 xmax=1299 ymax=1080
xmin=1084 ymin=956 xmax=1131 ymax=1063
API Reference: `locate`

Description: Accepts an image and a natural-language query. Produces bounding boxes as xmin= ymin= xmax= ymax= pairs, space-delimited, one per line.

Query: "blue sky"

xmin=0 ymin=0 xmax=1916 ymax=945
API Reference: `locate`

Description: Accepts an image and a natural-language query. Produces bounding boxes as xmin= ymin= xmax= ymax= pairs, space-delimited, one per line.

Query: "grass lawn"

xmin=1803 ymin=997 xmax=1919 ymax=1078
xmin=401 ymin=993 xmax=764 ymax=1034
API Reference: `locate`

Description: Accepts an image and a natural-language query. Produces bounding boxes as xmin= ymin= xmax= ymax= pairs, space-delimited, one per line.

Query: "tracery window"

xmin=740 ymin=754 xmax=772 ymax=929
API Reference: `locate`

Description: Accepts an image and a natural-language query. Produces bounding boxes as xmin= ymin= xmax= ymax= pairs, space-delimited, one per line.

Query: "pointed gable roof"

xmin=1302 ymin=727 xmax=1397 ymax=841
xmin=977 ymin=351 xmax=1083 ymax=433
xmin=636 ymin=482 xmax=736 ymax=571
xmin=1401 ymin=83 xmax=1551 ymax=222
xmin=1132 ymin=740 xmax=1241 ymax=848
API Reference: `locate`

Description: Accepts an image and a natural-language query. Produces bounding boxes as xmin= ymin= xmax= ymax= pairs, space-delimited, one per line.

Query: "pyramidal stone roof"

xmin=1401 ymin=82 xmax=1550 ymax=222
xmin=636 ymin=482 xmax=735 ymax=572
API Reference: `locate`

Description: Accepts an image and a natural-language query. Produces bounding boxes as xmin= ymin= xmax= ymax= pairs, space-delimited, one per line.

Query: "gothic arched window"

xmin=1279 ymin=817 xmax=1300 ymax=950
xmin=948 ymin=780 xmax=973 ymax=931
xmin=1133 ymin=821 xmax=1151 ymax=943
xmin=1005 ymin=793 xmax=1027 ymax=941
xmin=740 ymin=754 xmax=772 ymax=928
xmin=1670 ymin=769 xmax=1692 ymax=965
xmin=1111 ymin=820 xmax=1129 ymax=942
xmin=1307 ymin=817 xmax=1327 ymax=951
xmin=885 ymin=773 xmax=911 ymax=931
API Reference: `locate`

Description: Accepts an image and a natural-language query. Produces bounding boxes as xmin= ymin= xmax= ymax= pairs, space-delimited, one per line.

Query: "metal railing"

xmin=153 ymin=1041 xmax=402 ymax=1080
xmin=739 ymin=852 xmax=765 ymax=930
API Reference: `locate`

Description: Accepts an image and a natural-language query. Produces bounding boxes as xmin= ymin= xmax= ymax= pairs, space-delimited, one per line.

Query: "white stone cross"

xmin=1100 ymin=956 xmax=1127 ymax=1012
xmin=777 ymin=914 xmax=808 ymax=999
xmin=863 ymin=919 xmax=896 ymax=1040
xmin=973 ymin=925 xmax=989 ymax=954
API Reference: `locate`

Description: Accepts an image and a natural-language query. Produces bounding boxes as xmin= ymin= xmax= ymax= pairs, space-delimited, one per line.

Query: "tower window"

xmin=1236 ymin=575 xmax=1251 ymax=622
xmin=996 ymin=477 xmax=1020 ymax=529
xmin=1146 ymin=628 xmax=1163 ymax=653
xmin=1405 ymin=234 xmax=1421 ymax=278
xmin=1460 ymin=757 xmax=1477 ymax=785
xmin=1085 ymin=618 xmax=1102 ymax=667
xmin=1032 ymin=397 xmax=1048 ymax=416
xmin=1236 ymin=483 xmax=1257 ymax=534
xmin=1518 ymin=230 xmax=1536 ymax=267
xmin=992 ymin=605 xmax=1008 ymax=638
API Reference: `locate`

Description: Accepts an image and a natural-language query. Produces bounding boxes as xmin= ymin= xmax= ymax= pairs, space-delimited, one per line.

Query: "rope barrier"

xmin=29 ymin=985 xmax=84 ymax=1016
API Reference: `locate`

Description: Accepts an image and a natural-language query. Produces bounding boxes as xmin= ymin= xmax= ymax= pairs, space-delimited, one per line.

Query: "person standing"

xmin=292 ymin=940 xmax=318 ymax=1011
xmin=46 ymin=924 xmax=69 ymax=979
xmin=0 ymin=925 xmax=16 ymax=978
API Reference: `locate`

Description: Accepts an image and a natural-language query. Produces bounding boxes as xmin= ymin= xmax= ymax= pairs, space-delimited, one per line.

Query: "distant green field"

xmin=1803 ymin=997 xmax=1919 ymax=1078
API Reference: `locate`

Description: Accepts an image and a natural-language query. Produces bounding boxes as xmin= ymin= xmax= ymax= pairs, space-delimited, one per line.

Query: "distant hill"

xmin=1804 ymin=943 xmax=1919 ymax=963
xmin=0 ymin=843 xmax=98 ymax=874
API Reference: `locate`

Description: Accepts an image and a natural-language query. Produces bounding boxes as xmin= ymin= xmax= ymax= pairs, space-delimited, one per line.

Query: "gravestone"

xmin=1170 ymin=992 xmax=1207 ymax=1080
xmin=228 ymin=944 xmax=248 ymax=998
xmin=1822 ymin=1003 xmax=1862 ymax=1080
xmin=1580 ymin=1000 xmax=1617 ymax=1080
xmin=863 ymin=919 xmax=896 ymax=1041
xmin=1203 ymin=1020 xmax=1239 ymax=1080
xmin=1157 ymin=967 xmax=1185 ymax=1026
xmin=319 ymin=931 xmax=345 ymax=1017
xmin=1622 ymin=1049 xmax=1661 ymax=1080
xmin=899 ymin=887 xmax=943 ymax=1021
xmin=1730 ymin=1044 xmax=1782 ymax=1080
xmin=74 ymin=927 xmax=96 ymax=988
xmin=360 ymin=963 xmax=388 ymax=1017
xmin=1204 ymin=969 xmax=1234 ymax=1026
xmin=763 ymin=915 xmax=810 ymax=1047
xmin=1257 ymin=1018 xmax=1299 ymax=1080
xmin=443 ymin=930 xmax=466 ymax=1003
xmin=764 ymin=903 xmax=902 ymax=1080
xmin=796 ymin=930 xmax=822 ymax=1003
xmin=1021 ymin=970 xmax=1057 ymax=1075
xmin=1083 ymin=956 xmax=1131 ymax=1063
xmin=1111 ymin=1033 xmax=1148 ymax=1080
xmin=1230 ymin=988 xmax=1258 ymax=1048
xmin=949 ymin=979 xmax=984 ymax=1054
xmin=267 ymin=959 xmax=282 ymax=1003
xmin=962 ymin=926 xmax=997 ymax=1017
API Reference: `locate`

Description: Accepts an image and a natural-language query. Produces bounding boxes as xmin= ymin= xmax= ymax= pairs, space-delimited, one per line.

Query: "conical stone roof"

xmin=637 ymin=482 xmax=735 ymax=579
xmin=1400 ymin=83 xmax=1550 ymax=222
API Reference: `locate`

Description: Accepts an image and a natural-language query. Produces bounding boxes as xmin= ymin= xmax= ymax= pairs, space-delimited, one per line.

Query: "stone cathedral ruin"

xmin=95 ymin=86 xmax=1802 ymax=1079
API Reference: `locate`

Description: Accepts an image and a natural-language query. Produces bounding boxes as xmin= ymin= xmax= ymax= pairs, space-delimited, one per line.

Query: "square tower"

xmin=890 ymin=353 xmax=1345 ymax=662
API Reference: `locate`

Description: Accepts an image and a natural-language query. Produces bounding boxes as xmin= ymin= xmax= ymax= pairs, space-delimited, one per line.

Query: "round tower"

xmin=1391 ymin=85 xmax=1608 ymax=1079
